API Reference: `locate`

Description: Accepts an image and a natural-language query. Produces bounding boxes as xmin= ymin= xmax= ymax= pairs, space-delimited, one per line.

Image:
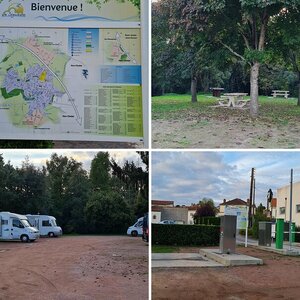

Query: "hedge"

xmin=194 ymin=216 xmax=220 ymax=226
xmin=152 ymin=224 xmax=220 ymax=246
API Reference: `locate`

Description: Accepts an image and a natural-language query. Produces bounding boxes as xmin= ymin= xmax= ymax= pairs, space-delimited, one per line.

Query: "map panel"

xmin=0 ymin=27 xmax=143 ymax=139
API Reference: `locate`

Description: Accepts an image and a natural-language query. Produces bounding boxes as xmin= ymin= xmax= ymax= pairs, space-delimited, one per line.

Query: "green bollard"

xmin=276 ymin=219 xmax=284 ymax=249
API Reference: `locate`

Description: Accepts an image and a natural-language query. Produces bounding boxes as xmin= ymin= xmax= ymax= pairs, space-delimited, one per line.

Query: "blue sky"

xmin=0 ymin=150 xmax=142 ymax=171
xmin=152 ymin=151 xmax=300 ymax=207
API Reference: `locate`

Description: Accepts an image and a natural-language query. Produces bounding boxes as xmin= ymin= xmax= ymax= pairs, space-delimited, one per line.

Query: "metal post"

xmin=248 ymin=168 xmax=255 ymax=228
xmin=289 ymin=169 xmax=293 ymax=250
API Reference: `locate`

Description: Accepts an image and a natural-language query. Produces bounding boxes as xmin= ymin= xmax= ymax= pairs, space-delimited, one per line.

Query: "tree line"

xmin=152 ymin=0 xmax=300 ymax=116
xmin=0 ymin=151 xmax=148 ymax=234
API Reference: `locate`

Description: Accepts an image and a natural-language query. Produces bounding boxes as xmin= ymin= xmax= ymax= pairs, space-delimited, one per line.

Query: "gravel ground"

xmin=152 ymin=246 xmax=300 ymax=300
xmin=0 ymin=236 xmax=148 ymax=300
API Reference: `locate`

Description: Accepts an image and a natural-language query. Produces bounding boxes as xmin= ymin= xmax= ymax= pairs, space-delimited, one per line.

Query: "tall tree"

xmin=269 ymin=7 xmax=300 ymax=105
xmin=212 ymin=0 xmax=300 ymax=116
xmin=90 ymin=152 xmax=111 ymax=190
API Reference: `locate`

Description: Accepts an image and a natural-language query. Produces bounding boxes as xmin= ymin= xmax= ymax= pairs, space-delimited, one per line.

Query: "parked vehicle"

xmin=159 ymin=220 xmax=175 ymax=224
xmin=26 ymin=215 xmax=62 ymax=237
xmin=142 ymin=213 xmax=148 ymax=243
xmin=0 ymin=212 xmax=39 ymax=242
xmin=127 ymin=217 xmax=143 ymax=237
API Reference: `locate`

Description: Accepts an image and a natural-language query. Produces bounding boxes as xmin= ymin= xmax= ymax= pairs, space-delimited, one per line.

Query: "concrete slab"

xmin=199 ymin=249 xmax=263 ymax=266
xmin=152 ymin=253 xmax=223 ymax=268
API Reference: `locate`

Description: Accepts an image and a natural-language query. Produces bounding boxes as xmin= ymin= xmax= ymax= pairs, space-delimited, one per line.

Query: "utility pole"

xmin=248 ymin=168 xmax=255 ymax=228
xmin=289 ymin=169 xmax=293 ymax=250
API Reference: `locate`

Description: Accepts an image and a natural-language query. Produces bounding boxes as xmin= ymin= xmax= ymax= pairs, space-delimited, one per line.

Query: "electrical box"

xmin=219 ymin=215 xmax=237 ymax=254
xmin=258 ymin=222 xmax=272 ymax=247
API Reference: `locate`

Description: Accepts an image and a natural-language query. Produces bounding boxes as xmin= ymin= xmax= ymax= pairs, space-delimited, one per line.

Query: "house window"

xmin=153 ymin=215 xmax=157 ymax=220
xmin=296 ymin=205 xmax=300 ymax=213
xmin=279 ymin=207 xmax=285 ymax=214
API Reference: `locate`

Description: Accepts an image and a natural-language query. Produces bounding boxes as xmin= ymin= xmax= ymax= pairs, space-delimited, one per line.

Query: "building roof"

xmin=188 ymin=205 xmax=199 ymax=211
xmin=152 ymin=200 xmax=174 ymax=206
xmin=152 ymin=205 xmax=163 ymax=212
xmin=271 ymin=198 xmax=277 ymax=208
xmin=220 ymin=198 xmax=248 ymax=206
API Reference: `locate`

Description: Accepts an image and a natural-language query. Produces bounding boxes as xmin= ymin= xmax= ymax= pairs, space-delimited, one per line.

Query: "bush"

xmin=194 ymin=216 xmax=220 ymax=226
xmin=152 ymin=224 xmax=220 ymax=246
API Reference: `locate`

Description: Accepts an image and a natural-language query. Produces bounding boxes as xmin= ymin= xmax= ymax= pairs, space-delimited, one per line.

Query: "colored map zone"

xmin=2 ymin=65 xmax=63 ymax=126
xmin=0 ymin=34 xmax=70 ymax=127
xmin=100 ymin=65 xmax=141 ymax=84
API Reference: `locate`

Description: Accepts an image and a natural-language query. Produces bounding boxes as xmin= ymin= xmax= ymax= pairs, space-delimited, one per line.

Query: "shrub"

xmin=152 ymin=224 xmax=220 ymax=246
xmin=194 ymin=216 xmax=220 ymax=226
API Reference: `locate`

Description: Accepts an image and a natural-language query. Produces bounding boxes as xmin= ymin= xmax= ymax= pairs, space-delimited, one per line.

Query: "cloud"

xmin=152 ymin=151 xmax=300 ymax=207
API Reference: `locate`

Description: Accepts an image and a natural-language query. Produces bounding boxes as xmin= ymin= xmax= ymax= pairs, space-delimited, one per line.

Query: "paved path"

xmin=152 ymin=253 xmax=223 ymax=268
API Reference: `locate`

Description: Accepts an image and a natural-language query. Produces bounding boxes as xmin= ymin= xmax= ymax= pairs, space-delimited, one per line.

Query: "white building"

xmin=276 ymin=181 xmax=300 ymax=226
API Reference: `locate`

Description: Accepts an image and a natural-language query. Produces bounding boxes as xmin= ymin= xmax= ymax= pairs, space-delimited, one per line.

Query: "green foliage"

xmin=85 ymin=0 xmax=140 ymax=10
xmin=85 ymin=190 xmax=133 ymax=234
xmin=194 ymin=198 xmax=217 ymax=218
xmin=194 ymin=216 xmax=220 ymax=226
xmin=152 ymin=224 xmax=220 ymax=246
xmin=90 ymin=152 xmax=111 ymax=190
xmin=0 ymin=152 xmax=148 ymax=235
xmin=0 ymin=140 xmax=53 ymax=148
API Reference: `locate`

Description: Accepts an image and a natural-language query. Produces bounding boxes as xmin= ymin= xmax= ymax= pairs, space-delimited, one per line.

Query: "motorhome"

xmin=26 ymin=215 xmax=62 ymax=237
xmin=0 ymin=212 xmax=39 ymax=242
xmin=127 ymin=217 xmax=143 ymax=237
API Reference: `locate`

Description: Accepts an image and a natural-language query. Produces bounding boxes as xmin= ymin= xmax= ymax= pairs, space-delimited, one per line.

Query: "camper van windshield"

xmin=51 ymin=219 xmax=57 ymax=226
xmin=21 ymin=220 xmax=31 ymax=227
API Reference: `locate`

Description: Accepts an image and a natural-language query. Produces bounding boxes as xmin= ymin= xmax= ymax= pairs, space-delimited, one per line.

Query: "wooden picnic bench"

xmin=218 ymin=93 xmax=249 ymax=108
xmin=271 ymin=90 xmax=289 ymax=99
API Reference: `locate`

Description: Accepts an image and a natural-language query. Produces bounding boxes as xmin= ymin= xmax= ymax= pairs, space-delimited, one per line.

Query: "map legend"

xmin=68 ymin=28 xmax=99 ymax=56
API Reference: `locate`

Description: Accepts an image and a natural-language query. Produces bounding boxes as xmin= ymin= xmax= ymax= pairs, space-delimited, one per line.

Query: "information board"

xmin=224 ymin=205 xmax=248 ymax=230
xmin=0 ymin=0 xmax=148 ymax=144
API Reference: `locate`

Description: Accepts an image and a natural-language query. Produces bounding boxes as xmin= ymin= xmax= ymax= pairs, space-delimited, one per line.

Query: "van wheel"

xmin=20 ymin=235 xmax=29 ymax=243
xmin=131 ymin=231 xmax=138 ymax=237
xmin=48 ymin=232 xmax=55 ymax=237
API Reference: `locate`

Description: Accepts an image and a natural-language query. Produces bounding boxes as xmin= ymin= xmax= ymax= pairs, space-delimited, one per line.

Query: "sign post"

xmin=224 ymin=205 xmax=248 ymax=247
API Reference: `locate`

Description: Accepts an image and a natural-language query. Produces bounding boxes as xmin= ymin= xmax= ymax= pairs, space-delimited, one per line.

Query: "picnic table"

xmin=272 ymin=90 xmax=289 ymax=99
xmin=218 ymin=93 xmax=249 ymax=108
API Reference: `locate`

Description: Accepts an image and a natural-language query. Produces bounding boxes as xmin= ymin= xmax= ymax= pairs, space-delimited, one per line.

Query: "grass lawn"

xmin=152 ymin=245 xmax=180 ymax=253
xmin=152 ymin=93 xmax=300 ymax=124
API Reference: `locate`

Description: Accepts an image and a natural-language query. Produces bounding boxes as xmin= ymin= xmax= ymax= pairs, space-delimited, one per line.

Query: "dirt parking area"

xmin=152 ymin=246 xmax=300 ymax=300
xmin=0 ymin=236 xmax=148 ymax=300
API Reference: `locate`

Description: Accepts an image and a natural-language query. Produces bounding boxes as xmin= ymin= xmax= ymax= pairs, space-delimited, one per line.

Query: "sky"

xmin=0 ymin=150 xmax=143 ymax=171
xmin=152 ymin=151 xmax=300 ymax=207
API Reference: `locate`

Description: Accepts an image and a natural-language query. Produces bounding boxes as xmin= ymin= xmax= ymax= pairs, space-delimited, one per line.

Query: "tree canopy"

xmin=0 ymin=152 xmax=148 ymax=234
xmin=152 ymin=0 xmax=300 ymax=116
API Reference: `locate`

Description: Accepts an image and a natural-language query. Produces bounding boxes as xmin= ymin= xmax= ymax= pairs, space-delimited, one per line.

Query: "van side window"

xmin=42 ymin=220 xmax=51 ymax=227
xmin=1 ymin=220 xmax=8 ymax=225
xmin=12 ymin=219 xmax=23 ymax=228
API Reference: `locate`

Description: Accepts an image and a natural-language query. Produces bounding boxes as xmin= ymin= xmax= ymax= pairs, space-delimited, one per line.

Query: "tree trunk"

xmin=249 ymin=62 xmax=260 ymax=117
xmin=191 ymin=76 xmax=197 ymax=103
xmin=298 ymin=72 xmax=300 ymax=106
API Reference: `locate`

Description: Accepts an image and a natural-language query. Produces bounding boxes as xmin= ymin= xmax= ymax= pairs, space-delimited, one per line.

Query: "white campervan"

xmin=0 ymin=212 xmax=39 ymax=242
xmin=26 ymin=215 xmax=62 ymax=237
xmin=127 ymin=217 xmax=143 ymax=237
